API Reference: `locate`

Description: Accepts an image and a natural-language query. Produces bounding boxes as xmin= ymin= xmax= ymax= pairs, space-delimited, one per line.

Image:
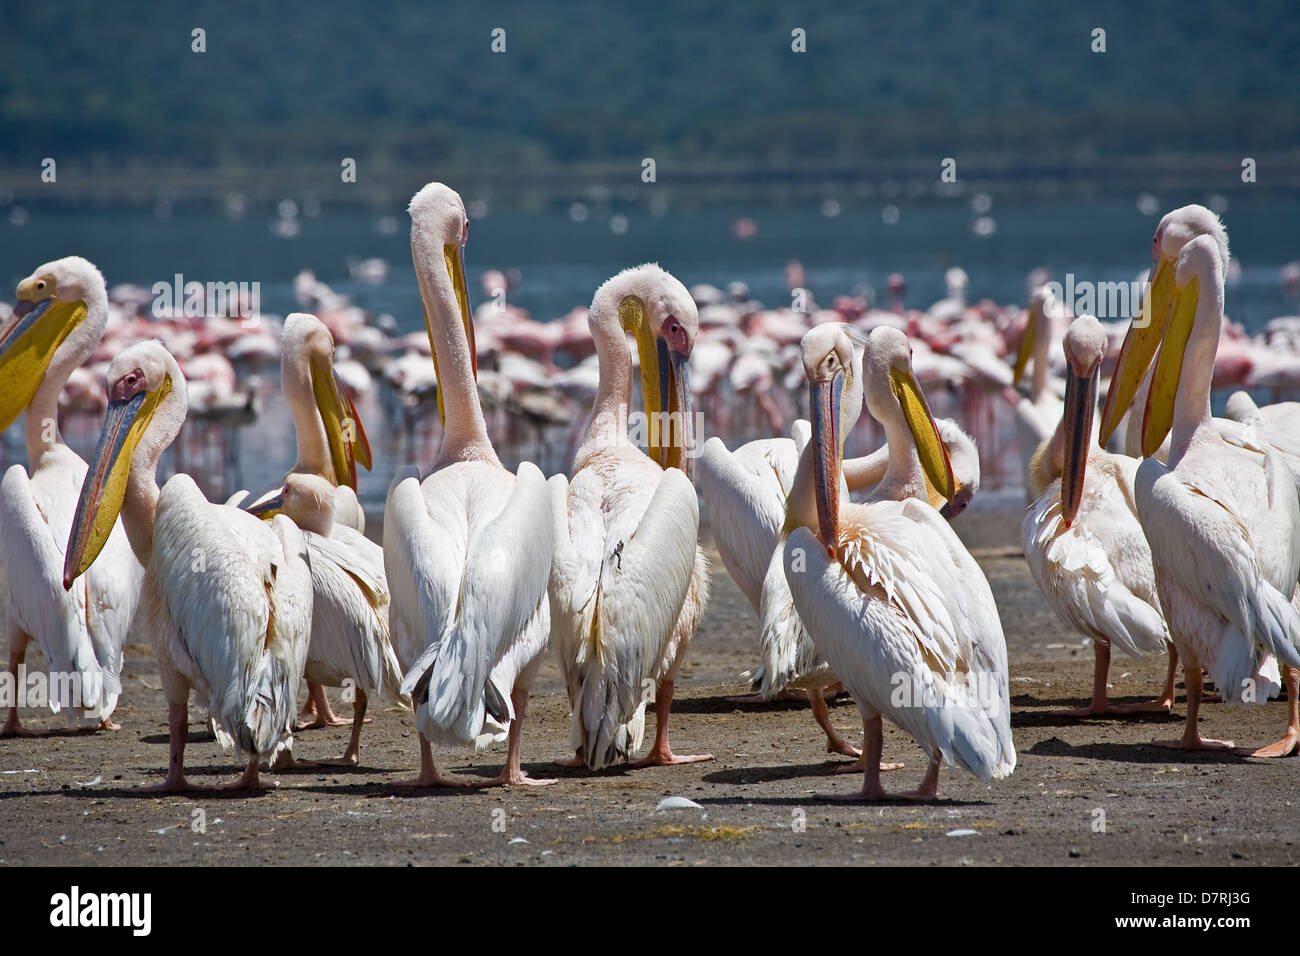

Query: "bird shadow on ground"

xmin=1027 ymin=736 xmax=1254 ymax=766
xmin=671 ymin=692 xmax=854 ymax=716
xmin=695 ymin=791 xmax=991 ymax=808
xmin=1010 ymin=705 xmax=1183 ymax=729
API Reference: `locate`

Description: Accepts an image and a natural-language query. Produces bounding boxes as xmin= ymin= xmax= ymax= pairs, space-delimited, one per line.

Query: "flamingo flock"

xmin=1 ymin=190 xmax=1299 ymax=805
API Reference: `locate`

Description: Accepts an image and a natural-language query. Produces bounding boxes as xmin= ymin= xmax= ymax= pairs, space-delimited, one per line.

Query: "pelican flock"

xmin=3 ymin=189 xmax=1299 ymax=810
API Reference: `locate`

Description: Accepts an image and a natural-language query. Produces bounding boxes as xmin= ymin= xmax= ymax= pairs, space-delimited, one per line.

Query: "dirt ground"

xmin=2 ymin=506 xmax=1298 ymax=867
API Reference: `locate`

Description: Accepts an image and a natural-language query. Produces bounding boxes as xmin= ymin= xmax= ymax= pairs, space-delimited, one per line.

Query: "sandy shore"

xmin=1 ymin=506 xmax=1297 ymax=867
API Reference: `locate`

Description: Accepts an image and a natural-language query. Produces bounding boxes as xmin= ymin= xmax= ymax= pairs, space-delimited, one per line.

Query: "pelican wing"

xmin=395 ymin=463 xmax=553 ymax=744
xmin=757 ymin=541 xmax=832 ymax=695
xmin=552 ymin=461 xmax=698 ymax=768
xmin=153 ymin=476 xmax=312 ymax=757
xmin=1021 ymin=461 xmax=1168 ymax=658
xmin=302 ymin=526 xmax=404 ymax=704
xmin=697 ymin=435 xmax=796 ymax=608
xmin=1136 ymin=455 xmax=1300 ymax=688
xmin=785 ymin=500 xmax=1014 ymax=779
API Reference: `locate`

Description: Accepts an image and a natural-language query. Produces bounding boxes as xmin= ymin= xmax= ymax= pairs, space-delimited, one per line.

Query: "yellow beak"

xmin=426 ymin=242 xmax=477 ymax=426
xmin=1011 ymin=312 xmax=1037 ymax=387
xmin=622 ymin=295 xmax=694 ymax=481
xmin=63 ymin=377 xmax=171 ymax=587
xmin=1098 ymin=253 xmax=1175 ymax=445
xmin=0 ymin=294 xmax=88 ymax=431
xmin=310 ymin=355 xmax=371 ymax=489
xmin=1139 ymin=275 xmax=1199 ymax=457
xmin=890 ymin=366 xmax=956 ymax=506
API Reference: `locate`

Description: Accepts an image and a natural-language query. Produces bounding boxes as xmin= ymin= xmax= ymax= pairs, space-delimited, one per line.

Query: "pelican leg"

xmin=829 ymin=713 xmax=903 ymax=774
xmin=1115 ymin=646 xmax=1178 ymax=714
xmin=394 ymin=734 xmax=471 ymax=788
xmin=1153 ymin=663 xmax=1234 ymax=751
xmin=223 ymin=755 xmax=278 ymax=791
xmin=303 ymin=689 xmax=368 ymax=767
xmin=137 ymin=702 xmax=215 ymax=792
xmin=819 ymin=717 xmax=929 ymax=801
xmin=1051 ymin=641 xmax=1120 ymax=716
xmin=811 ymin=686 xmax=861 ymax=758
xmin=629 ymin=679 xmax=714 ymax=766
xmin=1 ymin=626 xmax=43 ymax=738
xmin=479 ymin=685 xmax=556 ymax=787
xmin=1238 ymin=666 xmax=1300 ymax=758
xmin=296 ymin=682 xmax=350 ymax=730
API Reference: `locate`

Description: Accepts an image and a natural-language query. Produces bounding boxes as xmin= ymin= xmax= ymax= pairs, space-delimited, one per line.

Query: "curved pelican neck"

xmin=1168 ymin=277 xmax=1222 ymax=465
xmin=25 ymin=295 xmax=108 ymax=468
xmin=412 ymin=235 xmax=495 ymax=468
xmin=869 ymin=399 xmax=926 ymax=502
xmin=282 ymin=351 xmax=331 ymax=481
xmin=575 ymin=298 xmax=635 ymax=464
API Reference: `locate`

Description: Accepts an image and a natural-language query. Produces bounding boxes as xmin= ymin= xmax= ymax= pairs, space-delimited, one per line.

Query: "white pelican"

xmin=548 ymin=264 xmax=713 ymax=769
xmin=0 ymin=257 xmax=143 ymax=736
xmin=1010 ymin=286 xmax=1065 ymax=500
xmin=1022 ymin=315 xmax=1173 ymax=716
xmin=1105 ymin=234 xmax=1300 ymax=755
xmin=247 ymin=472 xmax=403 ymax=765
xmin=244 ymin=312 xmax=400 ymax=755
xmin=386 ymin=183 xmax=554 ymax=787
xmin=782 ymin=324 xmax=1015 ymax=799
xmin=63 ymin=341 xmax=313 ymax=790
xmin=755 ymin=332 xmax=983 ymax=763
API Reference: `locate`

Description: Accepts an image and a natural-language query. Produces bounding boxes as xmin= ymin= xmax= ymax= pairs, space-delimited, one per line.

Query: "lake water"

xmin=3 ymin=192 xmax=1299 ymax=515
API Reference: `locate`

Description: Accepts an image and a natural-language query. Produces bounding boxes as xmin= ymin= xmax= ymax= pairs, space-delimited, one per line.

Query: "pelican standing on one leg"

xmin=1021 ymin=315 xmax=1173 ymax=717
xmin=0 ymin=257 xmax=143 ymax=736
xmin=63 ymin=342 xmax=313 ymax=790
xmin=1102 ymin=234 xmax=1300 ymax=754
xmin=549 ymin=264 xmax=713 ymax=769
xmin=386 ymin=183 xmax=554 ymax=787
xmin=783 ymin=325 xmax=1015 ymax=800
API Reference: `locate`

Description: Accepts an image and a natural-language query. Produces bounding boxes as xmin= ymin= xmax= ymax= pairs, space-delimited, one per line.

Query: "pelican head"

xmin=63 ymin=341 xmax=187 ymax=587
xmin=865 ymin=326 xmax=956 ymax=512
xmin=0 ymin=256 xmax=108 ymax=431
xmin=409 ymin=182 xmax=475 ymax=423
xmin=801 ymin=324 xmax=863 ymax=556
xmin=1099 ymin=204 xmax=1228 ymax=444
xmin=282 ymin=313 xmax=371 ymax=488
xmin=597 ymin=263 xmax=699 ymax=479
xmin=1137 ymin=234 xmax=1223 ymax=455
xmin=1011 ymin=285 xmax=1055 ymax=387
xmin=1059 ymin=315 xmax=1106 ymax=526
xmin=245 ymin=472 xmax=336 ymax=536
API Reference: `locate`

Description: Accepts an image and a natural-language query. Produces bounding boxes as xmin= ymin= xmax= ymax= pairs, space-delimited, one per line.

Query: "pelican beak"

xmin=1061 ymin=359 xmax=1099 ymax=527
xmin=0 ymin=281 xmax=88 ymax=431
xmin=1098 ymin=252 xmax=1175 ymax=445
xmin=245 ymin=489 xmax=286 ymax=520
xmin=63 ymin=372 xmax=172 ymax=588
xmin=310 ymin=355 xmax=371 ymax=489
xmin=1140 ymin=274 xmax=1199 ymax=457
xmin=809 ymin=370 xmax=843 ymax=557
xmin=1011 ymin=311 xmax=1037 ymax=387
xmin=891 ymin=366 xmax=956 ymax=508
xmin=937 ymin=482 xmax=969 ymax=520
xmin=426 ymin=241 xmax=477 ymax=426
xmin=659 ymin=339 xmax=695 ymax=482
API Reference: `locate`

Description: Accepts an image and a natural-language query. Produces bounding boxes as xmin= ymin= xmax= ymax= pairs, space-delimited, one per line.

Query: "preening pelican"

xmin=757 ymin=329 xmax=983 ymax=764
xmin=386 ymin=183 xmax=554 ymax=787
xmin=63 ymin=341 xmax=312 ymax=790
xmin=1105 ymin=234 xmax=1300 ymax=754
xmin=1010 ymin=286 xmax=1065 ymax=501
xmin=549 ymin=264 xmax=713 ymax=769
xmin=1022 ymin=316 xmax=1172 ymax=716
xmin=245 ymin=312 xmax=399 ymax=759
xmin=782 ymin=324 xmax=1015 ymax=799
xmin=247 ymin=472 xmax=403 ymax=765
xmin=0 ymin=257 xmax=143 ymax=736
